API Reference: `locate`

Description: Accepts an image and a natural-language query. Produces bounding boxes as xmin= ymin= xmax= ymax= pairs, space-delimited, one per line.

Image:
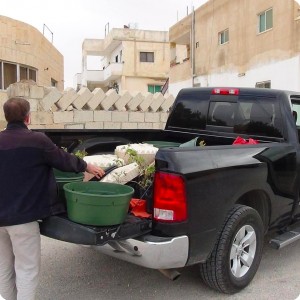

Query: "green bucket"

xmin=54 ymin=169 xmax=84 ymax=204
xmin=143 ymin=140 xmax=180 ymax=148
xmin=63 ymin=182 xmax=134 ymax=226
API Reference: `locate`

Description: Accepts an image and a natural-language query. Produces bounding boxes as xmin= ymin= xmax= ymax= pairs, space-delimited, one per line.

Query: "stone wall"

xmin=4 ymin=81 xmax=175 ymax=130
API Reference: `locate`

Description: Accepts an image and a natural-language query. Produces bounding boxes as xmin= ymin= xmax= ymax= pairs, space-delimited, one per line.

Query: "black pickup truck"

xmin=39 ymin=87 xmax=300 ymax=294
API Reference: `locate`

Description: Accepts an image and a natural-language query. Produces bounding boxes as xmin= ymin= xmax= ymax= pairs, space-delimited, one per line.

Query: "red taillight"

xmin=153 ymin=172 xmax=187 ymax=222
xmin=212 ymin=88 xmax=239 ymax=95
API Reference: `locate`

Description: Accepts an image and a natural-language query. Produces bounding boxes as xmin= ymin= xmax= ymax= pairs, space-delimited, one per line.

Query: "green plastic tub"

xmin=63 ymin=182 xmax=134 ymax=226
xmin=53 ymin=169 xmax=84 ymax=181
xmin=143 ymin=140 xmax=180 ymax=148
xmin=54 ymin=169 xmax=84 ymax=204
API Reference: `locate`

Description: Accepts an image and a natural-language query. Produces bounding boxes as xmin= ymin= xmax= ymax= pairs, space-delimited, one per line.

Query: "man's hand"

xmin=85 ymin=163 xmax=105 ymax=179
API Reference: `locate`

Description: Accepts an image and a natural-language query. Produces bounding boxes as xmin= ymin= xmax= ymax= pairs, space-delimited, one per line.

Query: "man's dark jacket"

xmin=0 ymin=122 xmax=87 ymax=226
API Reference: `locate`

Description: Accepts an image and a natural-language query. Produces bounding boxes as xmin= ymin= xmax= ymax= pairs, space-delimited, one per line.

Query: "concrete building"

xmin=75 ymin=27 xmax=169 ymax=94
xmin=0 ymin=15 xmax=64 ymax=100
xmin=169 ymin=0 xmax=300 ymax=96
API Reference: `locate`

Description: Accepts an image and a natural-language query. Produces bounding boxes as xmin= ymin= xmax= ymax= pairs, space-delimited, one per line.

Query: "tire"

xmin=199 ymin=204 xmax=264 ymax=294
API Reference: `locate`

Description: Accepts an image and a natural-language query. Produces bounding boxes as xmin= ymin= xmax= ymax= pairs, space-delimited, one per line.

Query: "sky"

xmin=1 ymin=0 xmax=209 ymax=88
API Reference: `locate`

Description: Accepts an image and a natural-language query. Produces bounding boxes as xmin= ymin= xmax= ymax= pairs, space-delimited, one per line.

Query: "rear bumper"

xmin=91 ymin=234 xmax=189 ymax=269
xmin=40 ymin=215 xmax=189 ymax=269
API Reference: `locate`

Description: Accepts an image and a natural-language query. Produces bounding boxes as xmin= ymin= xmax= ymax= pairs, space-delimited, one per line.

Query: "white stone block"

xmin=30 ymin=112 xmax=53 ymax=125
xmin=27 ymin=99 xmax=39 ymax=112
xmin=137 ymin=122 xmax=153 ymax=129
xmin=160 ymin=112 xmax=169 ymax=123
xmin=94 ymin=111 xmax=112 ymax=122
xmin=87 ymin=88 xmax=106 ymax=110
xmin=74 ymin=110 xmax=93 ymax=123
xmin=73 ymin=87 xmax=93 ymax=110
xmin=145 ymin=112 xmax=160 ymax=123
xmin=28 ymin=124 xmax=45 ymax=129
xmin=0 ymin=92 xmax=7 ymax=103
xmin=65 ymin=123 xmax=84 ymax=129
xmin=40 ymin=88 xmax=62 ymax=111
xmin=121 ymin=122 xmax=138 ymax=129
xmin=100 ymin=89 xmax=119 ymax=110
xmin=111 ymin=111 xmax=129 ymax=122
xmin=85 ymin=122 xmax=104 ymax=129
xmin=56 ymin=88 xmax=78 ymax=111
xmin=153 ymin=123 xmax=165 ymax=129
xmin=53 ymin=111 xmax=74 ymax=123
xmin=129 ymin=112 xmax=145 ymax=122
xmin=100 ymin=163 xmax=140 ymax=184
xmin=150 ymin=93 xmax=165 ymax=112
xmin=114 ymin=90 xmax=132 ymax=111
xmin=30 ymin=85 xmax=44 ymax=99
xmin=126 ymin=91 xmax=143 ymax=111
xmin=84 ymin=154 xmax=123 ymax=168
xmin=7 ymin=82 xmax=30 ymax=98
xmin=138 ymin=92 xmax=154 ymax=112
xmin=51 ymin=104 xmax=59 ymax=112
xmin=161 ymin=94 xmax=175 ymax=112
xmin=44 ymin=123 xmax=65 ymax=129
xmin=104 ymin=122 xmax=121 ymax=129
xmin=31 ymin=123 xmax=64 ymax=130
xmin=115 ymin=144 xmax=158 ymax=166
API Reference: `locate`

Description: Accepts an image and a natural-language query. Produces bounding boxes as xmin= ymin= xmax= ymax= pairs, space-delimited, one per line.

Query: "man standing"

xmin=0 ymin=97 xmax=105 ymax=300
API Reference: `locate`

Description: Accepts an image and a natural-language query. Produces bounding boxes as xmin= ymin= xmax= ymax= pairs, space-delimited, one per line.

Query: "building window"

xmin=20 ymin=66 xmax=27 ymax=80
xmin=256 ymin=81 xmax=271 ymax=88
xmin=219 ymin=29 xmax=229 ymax=45
xmin=140 ymin=52 xmax=154 ymax=63
xmin=20 ymin=66 xmax=37 ymax=82
xmin=4 ymin=63 xmax=17 ymax=90
xmin=51 ymin=78 xmax=57 ymax=87
xmin=0 ymin=61 xmax=37 ymax=90
xmin=29 ymin=69 xmax=36 ymax=81
xmin=258 ymin=8 xmax=273 ymax=33
xmin=148 ymin=84 xmax=162 ymax=94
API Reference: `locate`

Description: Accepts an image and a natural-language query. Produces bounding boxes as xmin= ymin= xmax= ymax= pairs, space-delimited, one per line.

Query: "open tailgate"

xmin=39 ymin=214 xmax=152 ymax=246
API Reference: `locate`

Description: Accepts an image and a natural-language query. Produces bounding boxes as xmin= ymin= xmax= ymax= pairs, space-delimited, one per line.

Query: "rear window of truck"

xmin=168 ymin=93 xmax=283 ymax=138
xmin=167 ymin=91 xmax=209 ymax=130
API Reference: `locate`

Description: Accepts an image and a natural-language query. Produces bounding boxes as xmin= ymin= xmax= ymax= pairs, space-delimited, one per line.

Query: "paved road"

xmin=36 ymin=235 xmax=300 ymax=300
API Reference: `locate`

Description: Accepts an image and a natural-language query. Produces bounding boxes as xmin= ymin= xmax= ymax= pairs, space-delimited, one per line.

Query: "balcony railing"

xmin=103 ymin=62 xmax=123 ymax=81
xmin=80 ymin=62 xmax=123 ymax=85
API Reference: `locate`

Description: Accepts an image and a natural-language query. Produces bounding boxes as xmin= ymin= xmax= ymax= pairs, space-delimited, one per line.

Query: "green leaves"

xmin=74 ymin=149 xmax=88 ymax=159
xmin=125 ymin=147 xmax=155 ymax=189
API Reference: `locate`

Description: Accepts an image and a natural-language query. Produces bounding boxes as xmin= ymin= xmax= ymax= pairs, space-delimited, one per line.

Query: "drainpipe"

xmin=134 ymin=38 xmax=137 ymax=76
xmin=191 ymin=6 xmax=196 ymax=87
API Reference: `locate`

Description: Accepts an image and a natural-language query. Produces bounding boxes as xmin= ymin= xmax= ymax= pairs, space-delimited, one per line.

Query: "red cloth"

xmin=129 ymin=199 xmax=151 ymax=218
xmin=233 ymin=136 xmax=258 ymax=145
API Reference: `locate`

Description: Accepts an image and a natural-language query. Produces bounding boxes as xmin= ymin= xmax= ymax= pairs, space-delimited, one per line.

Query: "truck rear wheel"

xmin=199 ymin=205 xmax=264 ymax=294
